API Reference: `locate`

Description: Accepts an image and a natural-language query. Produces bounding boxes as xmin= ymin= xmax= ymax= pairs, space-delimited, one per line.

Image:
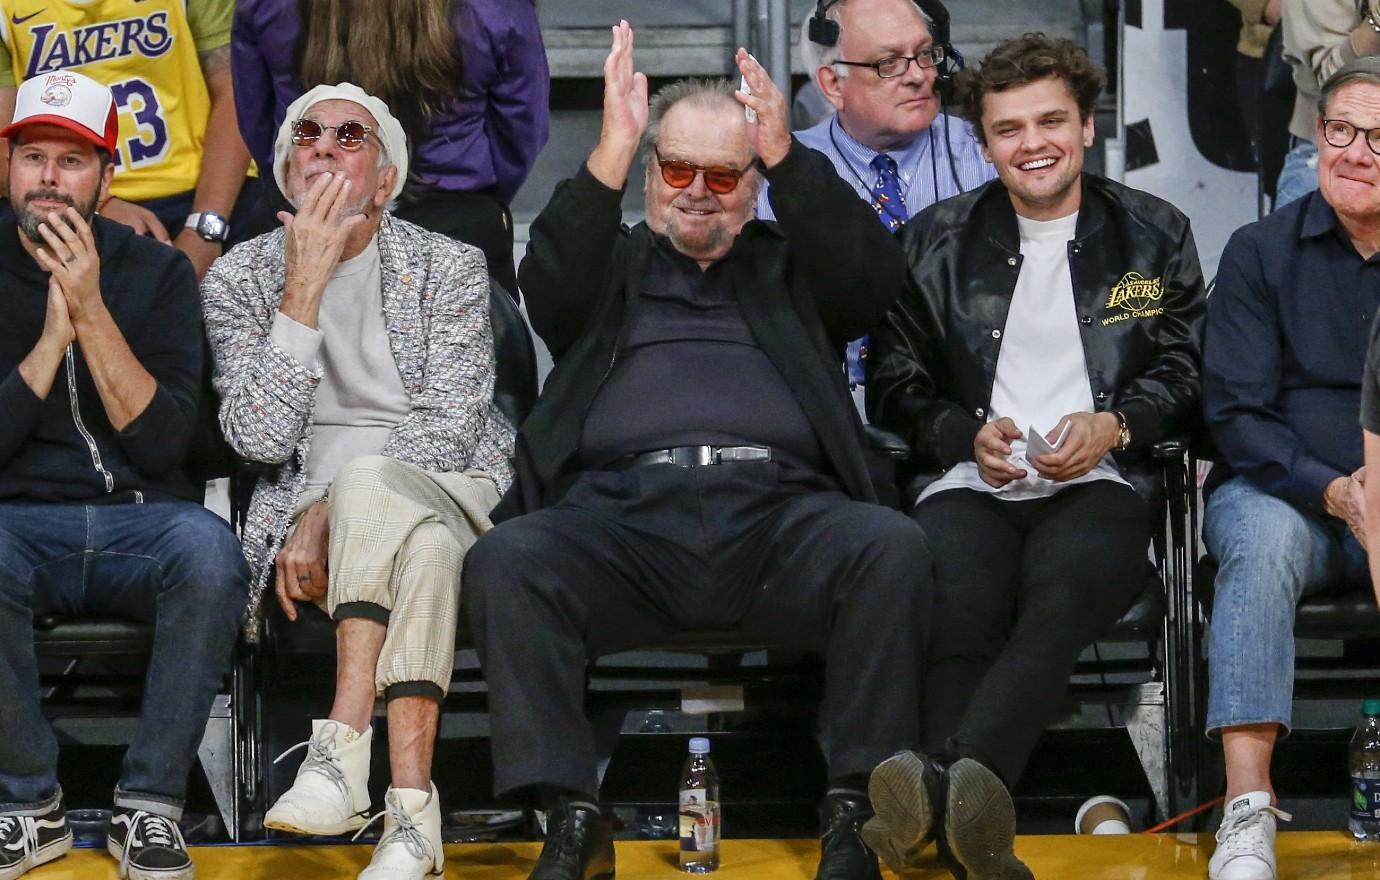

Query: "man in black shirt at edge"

xmin=462 ymin=21 xmax=932 ymax=880
xmin=0 ymin=71 xmax=248 ymax=880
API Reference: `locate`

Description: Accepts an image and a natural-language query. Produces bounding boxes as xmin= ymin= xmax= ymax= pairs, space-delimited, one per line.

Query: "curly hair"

xmin=956 ymin=33 xmax=1106 ymax=144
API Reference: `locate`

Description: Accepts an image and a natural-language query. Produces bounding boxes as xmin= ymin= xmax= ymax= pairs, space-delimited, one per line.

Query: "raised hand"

xmin=588 ymin=20 xmax=649 ymax=189
xmin=734 ymin=48 xmax=792 ymax=168
xmin=275 ymin=171 xmax=366 ymax=328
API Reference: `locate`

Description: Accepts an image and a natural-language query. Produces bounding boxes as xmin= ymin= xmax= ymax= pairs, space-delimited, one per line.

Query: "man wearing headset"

xmin=756 ymin=0 xmax=992 ymax=228
xmin=755 ymin=0 xmax=992 ymax=407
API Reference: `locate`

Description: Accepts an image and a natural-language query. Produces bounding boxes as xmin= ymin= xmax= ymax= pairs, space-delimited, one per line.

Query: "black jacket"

xmin=866 ymin=174 xmax=1206 ymax=501
xmin=497 ymin=140 xmax=907 ymax=519
xmin=0 ymin=216 xmax=203 ymax=504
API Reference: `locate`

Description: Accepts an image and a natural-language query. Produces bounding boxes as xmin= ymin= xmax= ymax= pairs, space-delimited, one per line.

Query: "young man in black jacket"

xmin=462 ymin=22 xmax=931 ymax=880
xmin=0 ymin=71 xmax=248 ymax=880
xmin=862 ymin=35 xmax=1205 ymax=880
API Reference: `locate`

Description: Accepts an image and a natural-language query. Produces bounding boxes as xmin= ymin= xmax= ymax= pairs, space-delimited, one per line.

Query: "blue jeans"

xmin=1273 ymin=139 xmax=1318 ymax=210
xmin=0 ymin=501 xmax=249 ymax=819
xmin=1203 ymin=476 xmax=1367 ymax=735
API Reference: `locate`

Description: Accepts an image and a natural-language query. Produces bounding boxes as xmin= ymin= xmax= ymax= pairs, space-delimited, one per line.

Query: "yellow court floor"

xmin=31 ymin=833 xmax=1380 ymax=879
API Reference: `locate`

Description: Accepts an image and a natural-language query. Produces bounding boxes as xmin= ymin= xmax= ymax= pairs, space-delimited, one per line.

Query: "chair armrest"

xmin=1150 ymin=436 xmax=1188 ymax=462
xmin=865 ymin=425 xmax=912 ymax=461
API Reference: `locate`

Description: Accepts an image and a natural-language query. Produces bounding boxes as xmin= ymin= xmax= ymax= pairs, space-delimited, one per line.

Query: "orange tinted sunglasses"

xmin=654 ymin=148 xmax=750 ymax=195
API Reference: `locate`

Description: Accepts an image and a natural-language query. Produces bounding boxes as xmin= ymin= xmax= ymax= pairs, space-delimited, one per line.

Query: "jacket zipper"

xmin=65 ymin=345 xmax=115 ymax=493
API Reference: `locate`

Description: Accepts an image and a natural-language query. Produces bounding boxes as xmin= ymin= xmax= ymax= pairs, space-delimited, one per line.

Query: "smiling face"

xmin=283 ymin=98 xmax=395 ymax=216
xmin=643 ymin=98 xmax=758 ymax=266
xmin=978 ymin=76 xmax=1093 ymax=220
xmin=1317 ymin=81 xmax=1380 ymax=224
xmin=819 ymin=0 xmax=939 ymax=151
xmin=8 ymin=123 xmax=111 ymax=244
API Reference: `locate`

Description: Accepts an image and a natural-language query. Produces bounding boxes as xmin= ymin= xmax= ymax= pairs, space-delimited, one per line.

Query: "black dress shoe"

xmin=815 ymin=791 xmax=882 ymax=880
xmin=529 ymin=799 xmax=615 ymax=880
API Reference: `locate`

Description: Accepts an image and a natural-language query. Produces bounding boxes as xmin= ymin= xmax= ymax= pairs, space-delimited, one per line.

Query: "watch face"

xmin=197 ymin=213 xmax=229 ymax=242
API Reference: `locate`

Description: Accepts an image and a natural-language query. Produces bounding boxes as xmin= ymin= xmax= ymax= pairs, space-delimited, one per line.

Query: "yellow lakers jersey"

xmin=0 ymin=0 xmax=210 ymax=201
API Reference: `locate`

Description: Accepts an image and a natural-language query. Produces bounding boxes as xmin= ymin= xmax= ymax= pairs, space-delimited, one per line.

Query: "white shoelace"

xmin=0 ymin=816 xmax=35 ymax=860
xmin=1214 ymin=803 xmax=1292 ymax=860
xmin=352 ymin=791 xmax=432 ymax=862
xmin=116 ymin=812 xmax=186 ymax=876
xmin=273 ymin=723 xmax=351 ymax=798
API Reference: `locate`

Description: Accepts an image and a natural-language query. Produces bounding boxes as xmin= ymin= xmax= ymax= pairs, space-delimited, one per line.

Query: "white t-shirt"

xmin=920 ymin=210 xmax=1128 ymax=503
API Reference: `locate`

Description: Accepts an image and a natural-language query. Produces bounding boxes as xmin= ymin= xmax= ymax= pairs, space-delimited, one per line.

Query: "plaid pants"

xmin=291 ymin=455 xmax=499 ymax=699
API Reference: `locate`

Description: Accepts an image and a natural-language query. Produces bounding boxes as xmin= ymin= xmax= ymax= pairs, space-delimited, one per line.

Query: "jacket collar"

xmin=976 ymin=174 xmax=1109 ymax=253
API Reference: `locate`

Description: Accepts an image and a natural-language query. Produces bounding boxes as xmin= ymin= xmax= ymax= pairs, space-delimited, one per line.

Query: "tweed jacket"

xmin=201 ymin=213 xmax=515 ymax=631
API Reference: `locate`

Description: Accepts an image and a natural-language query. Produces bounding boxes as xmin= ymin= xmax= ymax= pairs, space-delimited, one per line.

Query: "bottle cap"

xmin=689 ymin=737 xmax=710 ymax=754
xmin=1364 ymin=698 xmax=1380 ymax=715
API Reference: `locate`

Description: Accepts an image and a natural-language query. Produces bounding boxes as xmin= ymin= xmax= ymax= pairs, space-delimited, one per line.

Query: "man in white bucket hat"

xmin=200 ymin=83 xmax=514 ymax=880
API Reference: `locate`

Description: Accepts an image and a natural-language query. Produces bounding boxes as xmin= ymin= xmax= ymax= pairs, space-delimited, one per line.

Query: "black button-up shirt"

xmin=1205 ymin=190 xmax=1380 ymax=513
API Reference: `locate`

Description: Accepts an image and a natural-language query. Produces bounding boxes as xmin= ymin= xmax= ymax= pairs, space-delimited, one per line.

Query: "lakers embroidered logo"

xmin=1105 ymin=272 xmax=1163 ymax=312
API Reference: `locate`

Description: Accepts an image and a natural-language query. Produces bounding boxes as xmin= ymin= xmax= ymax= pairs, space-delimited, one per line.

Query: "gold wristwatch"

xmin=1112 ymin=410 xmax=1131 ymax=451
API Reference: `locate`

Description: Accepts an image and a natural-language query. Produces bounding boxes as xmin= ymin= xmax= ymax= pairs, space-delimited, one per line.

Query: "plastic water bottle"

xmin=633 ymin=712 xmax=678 ymax=839
xmin=1351 ymin=699 xmax=1380 ymax=841
xmin=679 ymin=737 xmax=720 ymax=872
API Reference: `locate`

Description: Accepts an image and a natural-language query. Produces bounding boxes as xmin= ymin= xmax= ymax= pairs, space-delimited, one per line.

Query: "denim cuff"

xmin=383 ymin=681 xmax=445 ymax=704
xmin=333 ymin=601 xmax=390 ymax=625
xmin=113 ymin=787 xmax=184 ymax=822
xmin=0 ymin=787 xmax=62 ymax=816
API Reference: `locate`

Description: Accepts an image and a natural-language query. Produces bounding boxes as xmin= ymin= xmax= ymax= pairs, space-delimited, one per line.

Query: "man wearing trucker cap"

xmin=0 ymin=70 xmax=248 ymax=880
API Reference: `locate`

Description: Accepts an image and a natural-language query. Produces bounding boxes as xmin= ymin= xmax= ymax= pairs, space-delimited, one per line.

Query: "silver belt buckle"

xmin=697 ymin=446 xmax=716 ymax=466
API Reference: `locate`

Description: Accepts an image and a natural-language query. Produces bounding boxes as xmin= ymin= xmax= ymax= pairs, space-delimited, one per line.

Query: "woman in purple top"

xmin=233 ymin=0 xmax=550 ymax=295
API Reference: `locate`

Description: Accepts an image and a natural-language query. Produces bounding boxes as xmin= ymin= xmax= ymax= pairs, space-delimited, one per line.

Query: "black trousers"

xmin=912 ymin=481 xmax=1149 ymax=786
xmin=463 ymin=462 xmax=933 ymax=800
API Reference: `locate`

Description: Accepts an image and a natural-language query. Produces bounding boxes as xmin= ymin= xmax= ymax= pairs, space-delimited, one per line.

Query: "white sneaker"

xmin=1208 ymin=791 xmax=1292 ymax=880
xmin=265 ymin=720 xmax=373 ymax=836
xmin=355 ymin=784 xmax=444 ymax=879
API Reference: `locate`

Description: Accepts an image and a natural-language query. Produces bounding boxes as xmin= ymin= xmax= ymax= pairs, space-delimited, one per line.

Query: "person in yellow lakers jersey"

xmin=0 ymin=0 xmax=251 ymax=279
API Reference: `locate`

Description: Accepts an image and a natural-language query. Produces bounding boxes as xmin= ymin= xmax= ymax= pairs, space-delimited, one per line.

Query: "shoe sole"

xmin=105 ymin=840 xmax=194 ymax=880
xmin=0 ymin=831 xmax=71 ymax=880
xmin=264 ymin=813 xmax=369 ymax=836
xmin=944 ymin=759 xmax=1032 ymax=880
xmin=862 ymin=751 xmax=935 ymax=870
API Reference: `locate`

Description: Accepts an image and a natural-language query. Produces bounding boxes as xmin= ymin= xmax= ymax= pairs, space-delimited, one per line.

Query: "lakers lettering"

xmin=1104 ymin=272 xmax=1163 ymax=313
xmin=24 ymin=13 xmax=173 ymax=79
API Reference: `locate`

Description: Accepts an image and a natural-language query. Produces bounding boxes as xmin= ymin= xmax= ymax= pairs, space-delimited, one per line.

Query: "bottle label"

xmin=679 ymin=788 xmax=720 ymax=853
xmin=1352 ymin=776 xmax=1380 ymax=823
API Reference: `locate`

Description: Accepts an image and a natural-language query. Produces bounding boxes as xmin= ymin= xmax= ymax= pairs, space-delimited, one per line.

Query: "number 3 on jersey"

xmin=108 ymin=77 xmax=169 ymax=169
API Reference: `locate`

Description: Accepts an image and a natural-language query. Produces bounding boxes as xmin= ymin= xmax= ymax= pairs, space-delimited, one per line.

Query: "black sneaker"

xmin=0 ymin=799 xmax=72 ymax=880
xmin=106 ymin=807 xmax=193 ymax=880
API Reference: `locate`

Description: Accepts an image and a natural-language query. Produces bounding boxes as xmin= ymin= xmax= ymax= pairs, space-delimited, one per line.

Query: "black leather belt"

xmin=614 ymin=445 xmax=773 ymax=469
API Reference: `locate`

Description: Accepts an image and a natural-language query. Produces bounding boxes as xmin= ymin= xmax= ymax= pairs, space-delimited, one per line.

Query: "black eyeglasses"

xmin=291 ymin=118 xmax=376 ymax=151
xmin=654 ymin=148 xmax=751 ymax=194
xmin=1321 ymin=118 xmax=1380 ymax=156
xmin=834 ymin=46 xmax=946 ymax=79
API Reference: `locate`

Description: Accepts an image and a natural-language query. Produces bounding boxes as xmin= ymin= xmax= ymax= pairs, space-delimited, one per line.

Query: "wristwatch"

xmin=185 ymin=211 xmax=230 ymax=243
xmin=1112 ymin=410 xmax=1131 ymax=451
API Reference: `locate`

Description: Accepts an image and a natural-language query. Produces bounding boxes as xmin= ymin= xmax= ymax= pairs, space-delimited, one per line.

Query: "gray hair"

xmin=1317 ymin=55 xmax=1380 ymax=118
xmin=639 ymin=77 xmax=763 ymax=197
xmin=817 ymin=0 xmax=935 ymax=76
xmin=641 ymin=77 xmax=741 ymax=155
